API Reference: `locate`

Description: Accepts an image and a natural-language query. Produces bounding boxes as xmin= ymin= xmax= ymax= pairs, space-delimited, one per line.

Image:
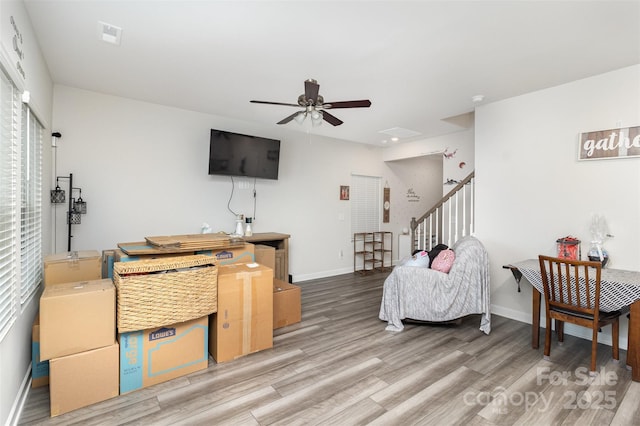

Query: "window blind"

xmin=20 ymin=105 xmax=43 ymax=303
xmin=0 ymin=67 xmax=19 ymax=341
xmin=351 ymin=174 xmax=381 ymax=234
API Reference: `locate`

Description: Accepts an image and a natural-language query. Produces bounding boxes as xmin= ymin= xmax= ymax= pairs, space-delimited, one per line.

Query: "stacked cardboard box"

xmin=49 ymin=343 xmax=119 ymax=417
xmin=119 ymin=316 xmax=209 ymax=394
xmin=40 ymin=279 xmax=115 ymax=360
xmin=101 ymin=249 xmax=116 ymax=279
xmin=210 ymin=263 xmax=273 ymax=362
xmin=273 ymin=279 xmax=301 ymax=329
xmin=39 ymin=275 xmax=119 ymax=417
xmin=33 ymin=252 xmax=106 ymax=389
xmin=205 ymin=243 xmax=255 ymax=265
xmin=36 ymin=237 xmax=286 ymax=415
xmin=243 ymin=246 xmax=300 ymax=330
xmin=43 ymin=250 xmax=101 ymax=286
xmin=254 ymin=244 xmax=275 ymax=274
xmin=31 ymin=315 xmax=49 ymax=388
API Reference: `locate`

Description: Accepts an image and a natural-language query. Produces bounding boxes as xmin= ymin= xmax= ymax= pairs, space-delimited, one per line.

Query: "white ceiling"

xmin=23 ymin=1 xmax=640 ymax=145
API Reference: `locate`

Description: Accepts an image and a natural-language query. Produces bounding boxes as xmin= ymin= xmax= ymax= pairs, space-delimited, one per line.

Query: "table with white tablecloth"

xmin=505 ymin=259 xmax=640 ymax=382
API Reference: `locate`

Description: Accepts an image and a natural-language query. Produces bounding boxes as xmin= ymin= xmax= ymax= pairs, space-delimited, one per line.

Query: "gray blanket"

xmin=379 ymin=235 xmax=491 ymax=334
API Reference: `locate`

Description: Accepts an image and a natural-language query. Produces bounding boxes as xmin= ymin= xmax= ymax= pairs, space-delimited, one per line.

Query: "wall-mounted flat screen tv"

xmin=208 ymin=129 xmax=280 ymax=180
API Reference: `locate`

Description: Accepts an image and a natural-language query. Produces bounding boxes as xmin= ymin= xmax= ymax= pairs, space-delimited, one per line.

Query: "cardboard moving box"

xmin=210 ymin=263 xmax=273 ymax=362
xmin=273 ymin=280 xmax=301 ymax=329
xmin=40 ymin=279 xmax=115 ymax=361
xmin=202 ymin=243 xmax=255 ymax=265
xmin=113 ymin=248 xmax=193 ymax=263
xmin=101 ymin=249 xmax=116 ymax=279
xmin=254 ymin=244 xmax=276 ymax=273
xmin=116 ymin=242 xmax=255 ymax=266
xmin=44 ymin=250 xmax=102 ymax=286
xmin=49 ymin=342 xmax=119 ymax=417
xmin=119 ymin=316 xmax=209 ymax=394
xmin=31 ymin=315 xmax=49 ymax=388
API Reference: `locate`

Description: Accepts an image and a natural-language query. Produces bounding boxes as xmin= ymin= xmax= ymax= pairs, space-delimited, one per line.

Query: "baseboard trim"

xmin=491 ymin=304 xmax=628 ymax=350
xmin=293 ymin=262 xmax=402 ymax=283
xmin=6 ymin=366 xmax=31 ymax=426
xmin=491 ymin=304 xmax=532 ymax=325
xmin=293 ymin=267 xmax=354 ymax=282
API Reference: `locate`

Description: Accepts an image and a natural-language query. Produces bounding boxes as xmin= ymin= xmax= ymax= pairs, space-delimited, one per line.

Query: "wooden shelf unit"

xmin=353 ymin=231 xmax=392 ymax=274
xmin=373 ymin=231 xmax=393 ymax=272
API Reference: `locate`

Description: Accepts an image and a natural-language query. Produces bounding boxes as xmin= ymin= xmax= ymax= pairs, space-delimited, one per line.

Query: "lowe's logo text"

xmin=216 ymin=251 xmax=233 ymax=260
xmin=149 ymin=327 xmax=176 ymax=341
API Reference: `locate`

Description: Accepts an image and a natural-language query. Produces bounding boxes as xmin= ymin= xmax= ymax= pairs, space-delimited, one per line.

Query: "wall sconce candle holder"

xmin=73 ymin=188 xmax=87 ymax=214
xmin=67 ymin=211 xmax=82 ymax=225
xmin=50 ymin=180 xmax=66 ymax=203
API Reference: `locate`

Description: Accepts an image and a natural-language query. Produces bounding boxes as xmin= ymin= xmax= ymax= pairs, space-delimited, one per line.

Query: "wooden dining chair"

xmin=538 ymin=255 xmax=621 ymax=373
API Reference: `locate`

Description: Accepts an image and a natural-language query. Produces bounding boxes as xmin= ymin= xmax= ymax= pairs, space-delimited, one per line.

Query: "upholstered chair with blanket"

xmin=379 ymin=235 xmax=491 ymax=334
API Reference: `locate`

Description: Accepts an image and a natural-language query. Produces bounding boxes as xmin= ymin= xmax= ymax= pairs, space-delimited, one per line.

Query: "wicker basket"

xmin=113 ymin=255 xmax=217 ymax=332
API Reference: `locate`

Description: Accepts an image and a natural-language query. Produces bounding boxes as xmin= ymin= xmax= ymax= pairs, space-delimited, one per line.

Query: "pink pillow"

xmin=431 ymin=249 xmax=455 ymax=273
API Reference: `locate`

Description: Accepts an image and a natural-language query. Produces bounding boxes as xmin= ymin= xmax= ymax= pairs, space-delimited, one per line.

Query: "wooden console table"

xmin=244 ymin=232 xmax=290 ymax=282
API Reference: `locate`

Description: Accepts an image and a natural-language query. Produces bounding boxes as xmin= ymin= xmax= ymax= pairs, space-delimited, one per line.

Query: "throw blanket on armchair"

xmin=379 ymin=235 xmax=491 ymax=334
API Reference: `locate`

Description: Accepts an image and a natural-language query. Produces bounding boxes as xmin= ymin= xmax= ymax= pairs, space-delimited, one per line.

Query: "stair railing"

xmin=410 ymin=171 xmax=475 ymax=252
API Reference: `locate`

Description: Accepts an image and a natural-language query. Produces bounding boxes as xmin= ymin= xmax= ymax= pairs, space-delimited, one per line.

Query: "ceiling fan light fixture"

xmin=294 ymin=111 xmax=306 ymax=124
xmin=252 ymin=79 xmax=371 ymax=127
xmin=311 ymin=110 xmax=323 ymax=127
xmin=310 ymin=109 xmax=321 ymax=120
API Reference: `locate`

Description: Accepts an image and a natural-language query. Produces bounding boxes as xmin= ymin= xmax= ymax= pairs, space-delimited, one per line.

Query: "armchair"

xmin=379 ymin=235 xmax=491 ymax=334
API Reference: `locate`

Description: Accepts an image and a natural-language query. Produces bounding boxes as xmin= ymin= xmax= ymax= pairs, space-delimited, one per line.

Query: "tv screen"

xmin=208 ymin=129 xmax=280 ymax=180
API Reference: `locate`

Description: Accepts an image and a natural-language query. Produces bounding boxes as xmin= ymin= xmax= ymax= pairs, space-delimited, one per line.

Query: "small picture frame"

xmin=340 ymin=185 xmax=349 ymax=200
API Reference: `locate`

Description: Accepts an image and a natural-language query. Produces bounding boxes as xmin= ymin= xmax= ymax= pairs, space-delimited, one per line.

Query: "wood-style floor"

xmin=18 ymin=271 xmax=640 ymax=425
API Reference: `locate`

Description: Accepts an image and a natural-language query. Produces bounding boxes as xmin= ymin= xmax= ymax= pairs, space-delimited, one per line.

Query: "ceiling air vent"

xmin=97 ymin=21 xmax=122 ymax=45
xmin=378 ymin=127 xmax=422 ymax=139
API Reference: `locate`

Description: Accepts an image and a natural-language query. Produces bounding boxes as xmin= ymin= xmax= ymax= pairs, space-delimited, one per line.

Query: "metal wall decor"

xmin=383 ymin=187 xmax=390 ymax=223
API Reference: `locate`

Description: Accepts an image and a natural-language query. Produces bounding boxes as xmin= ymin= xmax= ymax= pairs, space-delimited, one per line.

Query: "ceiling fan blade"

xmin=251 ymin=100 xmax=300 ymax=107
xmin=277 ymin=112 xmax=300 ymax=125
xmin=322 ymin=111 xmax=343 ymax=126
xmin=323 ymin=100 xmax=371 ymax=109
xmin=304 ymin=79 xmax=320 ymax=105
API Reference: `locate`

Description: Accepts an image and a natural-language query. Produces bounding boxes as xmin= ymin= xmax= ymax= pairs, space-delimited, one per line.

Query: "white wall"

xmin=52 ymin=85 xmax=429 ymax=281
xmin=0 ymin=1 xmax=53 ymax=425
xmin=385 ymin=155 xmax=443 ymax=227
xmin=382 ymin=128 xmax=475 ymax=194
xmin=475 ymin=64 xmax=640 ymax=348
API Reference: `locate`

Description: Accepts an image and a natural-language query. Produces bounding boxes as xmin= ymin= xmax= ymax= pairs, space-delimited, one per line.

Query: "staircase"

xmin=410 ymin=171 xmax=475 ymax=252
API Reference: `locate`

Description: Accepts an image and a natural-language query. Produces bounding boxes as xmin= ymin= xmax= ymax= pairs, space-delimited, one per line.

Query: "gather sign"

xmin=578 ymin=125 xmax=640 ymax=161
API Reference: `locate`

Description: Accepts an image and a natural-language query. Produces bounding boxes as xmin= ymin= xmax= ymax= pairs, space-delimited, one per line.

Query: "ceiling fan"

xmin=250 ymin=79 xmax=371 ymax=126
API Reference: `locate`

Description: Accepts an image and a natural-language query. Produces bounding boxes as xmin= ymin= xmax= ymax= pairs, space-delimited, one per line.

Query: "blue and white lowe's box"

xmin=119 ymin=316 xmax=208 ymax=394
